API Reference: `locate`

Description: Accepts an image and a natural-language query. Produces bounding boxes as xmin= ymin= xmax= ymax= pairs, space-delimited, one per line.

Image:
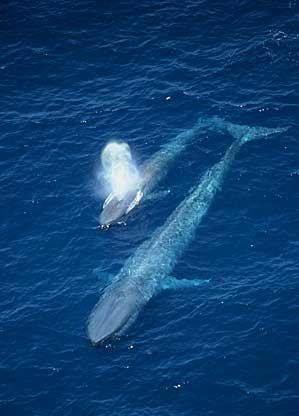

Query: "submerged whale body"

xmin=88 ymin=117 xmax=287 ymax=345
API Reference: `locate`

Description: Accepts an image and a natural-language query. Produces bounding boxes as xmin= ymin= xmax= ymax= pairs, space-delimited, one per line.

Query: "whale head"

xmin=87 ymin=287 xmax=140 ymax=345
xmin=99 ymin=140 xmax=142 ymax=226
xmin=99 ymin=189 xmax=143 ymax=226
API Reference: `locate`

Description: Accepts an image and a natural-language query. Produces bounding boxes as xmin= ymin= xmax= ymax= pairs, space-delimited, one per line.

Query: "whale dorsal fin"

xmin=92 ymin=269 xmax=116 ymax=289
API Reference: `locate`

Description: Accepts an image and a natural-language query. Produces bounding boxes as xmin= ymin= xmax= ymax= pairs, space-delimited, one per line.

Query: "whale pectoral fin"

xmin=93 ymin=269 xmax=114 ymax=288
xmin=144 ymin=189 xmax=171 ymax=203
xmin=160 ymin=276 xmax=210 ymax=291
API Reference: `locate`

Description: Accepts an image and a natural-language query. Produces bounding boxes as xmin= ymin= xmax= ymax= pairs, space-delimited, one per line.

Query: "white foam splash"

xmin=101 ymin=141 xmax=140 ymax=201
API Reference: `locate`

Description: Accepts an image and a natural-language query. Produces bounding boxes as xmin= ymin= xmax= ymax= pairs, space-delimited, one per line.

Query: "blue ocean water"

xmin=1 ymin=0 xmax=299 ymax=415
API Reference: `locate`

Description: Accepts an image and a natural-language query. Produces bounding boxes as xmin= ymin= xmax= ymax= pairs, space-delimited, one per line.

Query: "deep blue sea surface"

xmin=1 ymin=1 xmax=299 ymax=415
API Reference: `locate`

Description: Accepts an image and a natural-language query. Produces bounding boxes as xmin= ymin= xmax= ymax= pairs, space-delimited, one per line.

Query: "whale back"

xmin=87 ymin=285 xmax=140 ymax=345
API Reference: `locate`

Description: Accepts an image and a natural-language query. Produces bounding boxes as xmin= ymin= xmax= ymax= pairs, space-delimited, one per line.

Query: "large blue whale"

xmin=88 ymin=117 xmax=287 ymax=345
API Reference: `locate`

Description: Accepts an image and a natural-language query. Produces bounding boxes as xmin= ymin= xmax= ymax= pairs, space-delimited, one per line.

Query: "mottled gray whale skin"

xmin=88 ymin=117 xmax=287 ymax=345
xmin=99 ymin=116 xmax=210 ymax=226
xmin=99 ymin=189 xmax=139 ymax=226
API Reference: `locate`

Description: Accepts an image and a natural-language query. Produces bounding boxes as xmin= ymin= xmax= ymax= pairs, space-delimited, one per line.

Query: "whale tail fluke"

xmin=207 ymin=115 xmax=289 ymax=143
xmin=238 ymin=125 xmax=289 ymax=144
